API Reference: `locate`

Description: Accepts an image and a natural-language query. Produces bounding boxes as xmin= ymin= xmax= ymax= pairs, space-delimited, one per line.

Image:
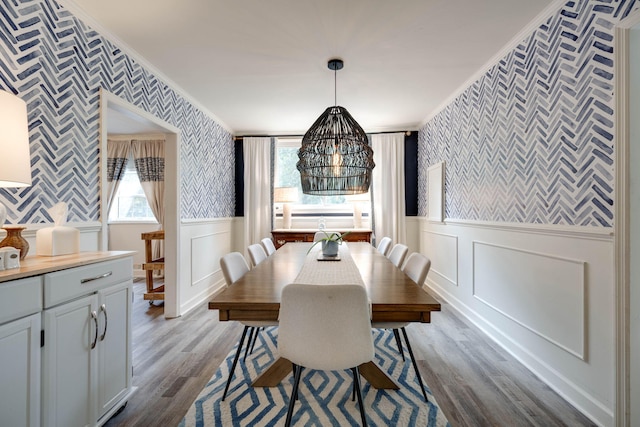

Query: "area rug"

xmin=180 ymin=327 xmax=450 ymax=426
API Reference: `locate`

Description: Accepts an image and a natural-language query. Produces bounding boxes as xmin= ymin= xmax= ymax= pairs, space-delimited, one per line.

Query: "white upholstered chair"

xmin=248 ymin=243 xmax=268 ymax=267
xmin=372 ymin=252 xmax=432 ymax=402
xmin=261 ymin=237 xmax=277 ymax=256
xmin=387 ymin=243 xmax=408 ymax=268
xmin=376 ymin=236 xmax=392 ymax=257
xmin=278 ymin=283 xmax=374 ymax=427
xmin=219 ymin=252 xmax=278 ymax=400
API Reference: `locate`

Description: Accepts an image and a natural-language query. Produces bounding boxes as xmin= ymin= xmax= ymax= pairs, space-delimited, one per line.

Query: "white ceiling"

xmin=66 ymin=0 xmax=555 ymax=136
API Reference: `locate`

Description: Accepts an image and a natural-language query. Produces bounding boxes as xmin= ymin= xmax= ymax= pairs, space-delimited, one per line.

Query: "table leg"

xmin=251 ymin=357 xmax=292 ymax=387
xmin=251 ymin=358 xmax=399 ymax=389
xmin=358 ymin=361 xmax=399 ymax=389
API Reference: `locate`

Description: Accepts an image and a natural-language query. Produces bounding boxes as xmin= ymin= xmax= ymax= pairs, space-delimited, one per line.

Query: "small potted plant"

xmin=308 ymin=231 xmax=352 ymax=257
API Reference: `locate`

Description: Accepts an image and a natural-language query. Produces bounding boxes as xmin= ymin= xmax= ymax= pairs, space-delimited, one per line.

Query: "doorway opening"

xmin=99 ymin=89 xmax=181 ymax=318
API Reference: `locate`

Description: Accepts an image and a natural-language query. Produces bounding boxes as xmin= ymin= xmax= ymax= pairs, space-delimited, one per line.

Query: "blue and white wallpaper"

xmin=418 ymin=0 xmax=639 ymax=227
xmin=0 ymin=0 xmax=234 ymax=224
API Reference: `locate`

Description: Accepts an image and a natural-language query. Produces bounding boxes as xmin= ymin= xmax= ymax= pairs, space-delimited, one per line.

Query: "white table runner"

xmin=292 ymin=243 xmax=365 ymax=286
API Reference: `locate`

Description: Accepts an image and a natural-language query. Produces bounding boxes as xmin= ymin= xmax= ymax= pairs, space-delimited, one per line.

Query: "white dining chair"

xmin=376 ymin=236 xmax=392 ymax=256
xmin=372 ymin=252 xmax=431 ymax=402
xmin=278 ymin=283 xmax=374 ymax=427
xmin=387 ymin=243 xmax=408 ymax=268
xmin=219 ymin=252 xmax=278 ymax=401
xmin=248 ymin=243 xmax=268 ymax=267
xmin=261 ymin=237 xmax=277 ymax=256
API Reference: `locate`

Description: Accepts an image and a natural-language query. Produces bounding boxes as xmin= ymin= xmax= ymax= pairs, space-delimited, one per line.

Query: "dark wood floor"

xmin=104 ymin=279 xmax=595 ymax=427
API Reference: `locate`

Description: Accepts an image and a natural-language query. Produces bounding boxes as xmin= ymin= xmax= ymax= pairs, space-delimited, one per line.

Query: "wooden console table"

xmin=141 ymin=230 xmax=165 ymax=303
xmin=271 ymin=229 xmax=372 ymax=249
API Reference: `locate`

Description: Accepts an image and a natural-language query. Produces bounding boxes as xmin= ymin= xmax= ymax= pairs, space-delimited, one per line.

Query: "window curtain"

xmin=371 ymin=132 xmax=406 ymax=245
xmin=106 ymin=139 xmax=132 ymax=215
xmin=132 ymin=139 xmax=165 ymax=269
xmin=243 ymin=137 xmax=272 ymax=253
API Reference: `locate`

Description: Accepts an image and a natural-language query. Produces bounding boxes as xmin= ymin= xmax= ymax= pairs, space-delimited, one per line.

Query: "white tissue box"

xmin=36 ymin=226 xmax=80 ymax=256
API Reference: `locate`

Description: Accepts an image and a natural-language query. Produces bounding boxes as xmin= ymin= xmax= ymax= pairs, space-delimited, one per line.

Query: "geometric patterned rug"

xmin=179 ymin=327 xmax=450 ymax=426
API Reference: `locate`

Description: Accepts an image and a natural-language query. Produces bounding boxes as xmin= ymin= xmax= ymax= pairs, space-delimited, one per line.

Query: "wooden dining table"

xmin=208 ymin=241 xmax=441 ymax=389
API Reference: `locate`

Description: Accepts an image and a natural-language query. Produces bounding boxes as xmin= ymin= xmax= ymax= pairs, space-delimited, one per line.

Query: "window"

xmin=108 ymin=154 xmax=157 ymax=222
xmin=276 ymin=138 xmax=370 ymax=212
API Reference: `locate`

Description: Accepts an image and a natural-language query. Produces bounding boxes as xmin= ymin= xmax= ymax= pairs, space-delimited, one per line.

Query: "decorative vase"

xmin=0 ymin=225 xmax=29 ymax=260
xmin=322 ymin=240 xmax=339 ymax=257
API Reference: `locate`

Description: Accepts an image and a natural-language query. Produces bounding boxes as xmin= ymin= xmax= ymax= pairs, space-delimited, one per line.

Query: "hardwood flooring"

xmin=104 ymin=280 xmax=595 ymax=427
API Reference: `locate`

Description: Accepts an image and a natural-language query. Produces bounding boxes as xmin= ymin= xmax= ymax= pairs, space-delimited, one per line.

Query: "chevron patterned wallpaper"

xmin=0 ymin=0 xmax=234 ymax=224
xmin=418 ymin=0 xmax=639 ymax=227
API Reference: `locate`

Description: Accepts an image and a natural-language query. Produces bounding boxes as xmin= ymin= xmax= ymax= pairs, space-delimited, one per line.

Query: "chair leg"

xmin=392 ymin=328 xmax=405 ymax=361
xmin=249 ymin=326 xmax=262 ymax=354
xmin=352 ymin=375 xmax=356 ymax=402
xmin=400 ymin=326 xmax=429 ymax=403
xmin=222 ymin=325 xmax=250 ymax=401
xmin=244 ymin=327 xmax=255 ymax=361
xmin=292 ymin=364 xmax=300 ymax=401
xmin=352 ymin=367 xmax=368 ymax=427
xmin=285 ymin=364 xmax=303 ymax=427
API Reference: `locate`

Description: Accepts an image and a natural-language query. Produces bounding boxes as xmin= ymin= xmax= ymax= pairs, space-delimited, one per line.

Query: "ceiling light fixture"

xmin=296 ymin=59 xmax=374 ymax=196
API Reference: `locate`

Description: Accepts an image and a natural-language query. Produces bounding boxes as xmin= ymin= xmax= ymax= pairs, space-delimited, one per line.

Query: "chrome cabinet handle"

xmin=81 ymin=271 xmax=112 ymax=284
xmin=99 ymin=304 xmax=108 ymax=341
xmin=90 ymin=311 xmax=99 ymax=349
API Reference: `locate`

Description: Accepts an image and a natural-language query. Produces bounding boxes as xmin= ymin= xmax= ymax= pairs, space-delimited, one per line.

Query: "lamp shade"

xmin=274 ymin=187 xmax=299 ymax=203
xmin=296 ymin=106 xmax=374 ymax=195
xmin=0 ymin=91 xmax=31 ymax=187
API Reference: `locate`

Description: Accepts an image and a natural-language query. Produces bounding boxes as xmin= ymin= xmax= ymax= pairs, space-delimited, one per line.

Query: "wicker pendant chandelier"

xmin=297 ymin=59 xmax=374 ymax=195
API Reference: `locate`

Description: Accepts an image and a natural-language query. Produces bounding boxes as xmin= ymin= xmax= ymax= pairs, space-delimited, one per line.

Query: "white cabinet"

xmin=96 ymin=282 xmax=131 ymax=420
xmin=42 ymin=294 xmax=96 ymax=427
xmin=0 ymin=313 xmax=41 ymax=427
xmin=41 ymin=257 xmax=133 ymax=427
xmin=0 ymin=276 xmax=42 ymax=427
xmin=0 ymin=252 xmax=133 ymax=427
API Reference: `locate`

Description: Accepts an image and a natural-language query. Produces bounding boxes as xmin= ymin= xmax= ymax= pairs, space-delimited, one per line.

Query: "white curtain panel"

xmin=132 ymin=139 xmax=166 ymax=268
xmin=243 ymin=137 xmax=272 ymax=253
xmin=372 ymin=132 xmax=406 ymax=245
xmin=106 ymin=139 xmax=131 ymax=214
xmin=131 ymin=139 xmax=165 ymax=226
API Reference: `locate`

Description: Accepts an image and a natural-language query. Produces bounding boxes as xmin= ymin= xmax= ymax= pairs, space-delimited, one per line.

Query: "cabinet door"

xmin=96 ymin=281 xmax=132 ymax=420
xmin=0 ymin=313 xmax=40 ymax=427
xmin=42 ymin=294 xmax=97 ymax=427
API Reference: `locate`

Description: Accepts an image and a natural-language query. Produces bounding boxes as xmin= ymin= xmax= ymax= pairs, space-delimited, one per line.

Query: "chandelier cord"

xmin=334 ymin=66 xmax=337 ymax=106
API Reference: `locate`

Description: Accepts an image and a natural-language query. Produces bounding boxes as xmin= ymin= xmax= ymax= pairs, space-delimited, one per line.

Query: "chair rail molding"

xmin=424 ymin=217 xmax=613 ymax=241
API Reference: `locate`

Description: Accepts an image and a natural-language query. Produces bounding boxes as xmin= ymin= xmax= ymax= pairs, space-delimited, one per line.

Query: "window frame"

xmin=107 ymin=152 xmax=158 ymax=224
xmin=275 ymin=138 xmax=371 ymax=215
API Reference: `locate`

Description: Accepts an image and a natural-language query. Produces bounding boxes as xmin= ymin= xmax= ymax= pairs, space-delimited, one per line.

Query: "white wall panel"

xmin=422 ymin=230 xmax=458 ymax=286
xmin=179 ymin=219 xmax=232 ymax=315
xmin=190 ymin=231 xmax=228 ymax=287
xmin=472 ymin=241 xmax=585 ymax=359
xmin=419 ymin=218 xmax=614 ymax=426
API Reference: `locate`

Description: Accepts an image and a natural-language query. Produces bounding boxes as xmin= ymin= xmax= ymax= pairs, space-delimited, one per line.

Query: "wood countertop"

xmin=0 ymin=251 xmax=135 ymax=283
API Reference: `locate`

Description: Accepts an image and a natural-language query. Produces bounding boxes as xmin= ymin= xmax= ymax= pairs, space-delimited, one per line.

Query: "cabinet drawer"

xmin=44 ymin=258 xmax=132 ymax=308
xmin=0 ymin=276 xmax=42 ymax=325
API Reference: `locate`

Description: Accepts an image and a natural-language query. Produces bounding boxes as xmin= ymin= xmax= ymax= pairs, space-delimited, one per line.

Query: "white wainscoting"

xmin=179 ymin=219 xmax=233 ymax=315
xmin=19 ymin=221 xmax=102 ymax=257
xmin=472 ymin=241 xmax=585 ymax=359
xmin=422 ymin=230 xmax=458 ymax=286
xmin=418 ymin=218 xmax=614 ymax=427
